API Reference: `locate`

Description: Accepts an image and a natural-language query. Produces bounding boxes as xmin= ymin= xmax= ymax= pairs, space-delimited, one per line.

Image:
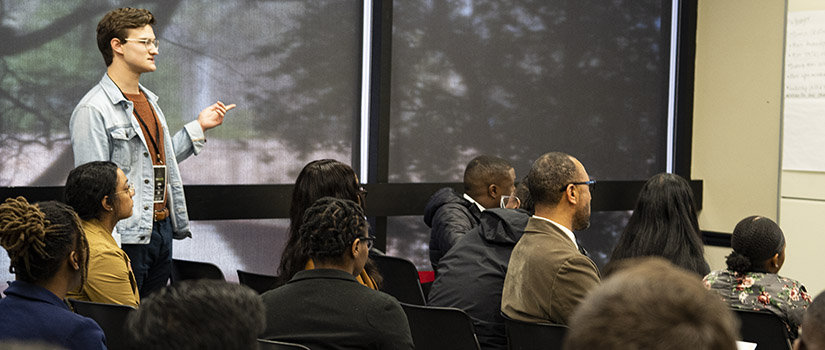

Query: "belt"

xmin=153 ymin=208 xmax=169 ymax=221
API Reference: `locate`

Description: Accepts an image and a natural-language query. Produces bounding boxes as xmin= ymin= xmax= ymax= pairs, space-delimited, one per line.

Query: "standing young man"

xmin=70 ymin=8 xmax=235 ymax=296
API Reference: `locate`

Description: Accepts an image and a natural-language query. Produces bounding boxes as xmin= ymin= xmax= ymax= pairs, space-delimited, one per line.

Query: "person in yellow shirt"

xmin=65 ymin=161 xmax=139 ymax=307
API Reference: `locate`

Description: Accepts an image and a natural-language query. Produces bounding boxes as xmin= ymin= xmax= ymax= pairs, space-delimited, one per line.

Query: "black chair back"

xmin=237 ymin=270 xmax=279 ymax=294
xmin=733 ymin=309 xmax=792 ymax=350
xmin=370 ymin=254 xmax=426 ymax=305
xmin=68 ymin=299 xmax=135 ymax=350
xmin=257 ymin=339 xmax=311 ymax=350
xmin=401 ymin=302 xmax=481 ymax=350
xmin=170 ymin=258 xmax=225 ymax=282
xmin=502 ymin=313 xmax=567 ymax=350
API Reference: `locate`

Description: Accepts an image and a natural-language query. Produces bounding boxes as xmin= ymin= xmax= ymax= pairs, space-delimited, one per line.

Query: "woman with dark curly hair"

xmin=704 ymin=215 xmax=811 ymax=339
xmin=65 ymin=160 xmax=139 ymax=307
xmin=276 ymin=159 xmax=381 ymax=288
xmin=605 ymin=173 xmax=709 ymax=276
xmin=0 ymin=197 xmax=105 ymax=349
xmin=263 ymin=197 xmax=413 ymax=349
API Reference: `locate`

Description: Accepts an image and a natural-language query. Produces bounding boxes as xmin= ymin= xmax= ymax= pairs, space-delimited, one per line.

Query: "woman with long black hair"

xmin=606 ymin=173 xmax=710 ymax=276
xmin=277 ymin=159 xmax=381 ymax=288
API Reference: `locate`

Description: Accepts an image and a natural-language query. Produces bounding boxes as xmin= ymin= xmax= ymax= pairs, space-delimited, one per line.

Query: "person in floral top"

xmin=704 ymin=216 xmax=812 ymax=339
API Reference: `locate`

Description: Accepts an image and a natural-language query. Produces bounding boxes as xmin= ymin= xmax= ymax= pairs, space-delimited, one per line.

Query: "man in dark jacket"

xmin=428 ymin=207 xmax=531 ymax=350
xmin=424 ymin=155 xmax=515 ymax=271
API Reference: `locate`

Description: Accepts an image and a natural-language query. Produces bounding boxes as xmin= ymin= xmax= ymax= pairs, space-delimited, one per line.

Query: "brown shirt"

xmin=124 ymin=91 xmax=167 ymax=212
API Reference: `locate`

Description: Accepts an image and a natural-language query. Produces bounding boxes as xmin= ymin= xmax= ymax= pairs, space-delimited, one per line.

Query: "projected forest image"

xmin=1 ymin=0 xmax=671 ymax=281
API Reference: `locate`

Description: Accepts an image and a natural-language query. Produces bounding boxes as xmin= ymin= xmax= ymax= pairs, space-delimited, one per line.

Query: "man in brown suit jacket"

xmin=501 ymin=152 xmax=600 ymax=325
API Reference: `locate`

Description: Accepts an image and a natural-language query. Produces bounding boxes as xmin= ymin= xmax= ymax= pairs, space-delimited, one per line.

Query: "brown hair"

xmin=0 ymin=197 xmax=88 ymax=285
xmin=96 ymin=8 xmax=155 ymax=66
xmin=565 ymin=257 xmax=738 ymax=350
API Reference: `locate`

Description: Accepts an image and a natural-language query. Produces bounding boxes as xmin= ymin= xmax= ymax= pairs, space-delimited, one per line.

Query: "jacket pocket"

xmin=109 ymin=126 xmax=137 ymax=170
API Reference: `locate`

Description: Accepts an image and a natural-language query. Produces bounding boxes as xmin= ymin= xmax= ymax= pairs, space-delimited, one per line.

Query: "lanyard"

xmin=109 ymin=76 xmax=164 ymax=164
xmin=132 ymin=106 xmax=163 ymax=164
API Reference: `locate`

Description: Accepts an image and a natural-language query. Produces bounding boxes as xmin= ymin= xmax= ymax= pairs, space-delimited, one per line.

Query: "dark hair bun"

xmin=0 ymin=197 xmax=48 ymax=259
xmin=724 ymin=251 xmax=752 ymax=274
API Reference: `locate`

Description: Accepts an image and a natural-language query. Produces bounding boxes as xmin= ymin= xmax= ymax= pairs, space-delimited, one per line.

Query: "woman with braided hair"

xmin=0 ymin=197 xmax=105 ymax=349
xmin=277 ymin=159 xmax=381 ymax=289
xmin=65 ymin=161 xmax=139 ymax=307
xmin=262 ymin=197 xmax=413 ymax=349
xmin=704 ymin=215 xmax=812 ymax=339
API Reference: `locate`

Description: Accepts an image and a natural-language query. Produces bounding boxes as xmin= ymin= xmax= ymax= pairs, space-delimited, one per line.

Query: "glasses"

xmin=559 ymin=179 xmax=596 ymax=193
xmin=116 ymin=183 xmax=135 ymax=196
xmin=123 ymin=38 xmax=160 ymax=49
xmin=357 ymin=236 xmax=375 ymax=250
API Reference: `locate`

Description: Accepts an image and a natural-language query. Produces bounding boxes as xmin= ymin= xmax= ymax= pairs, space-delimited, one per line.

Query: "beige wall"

xmin=694 ymin=0 xmax=825 ymax=296
xmin=692 ymin=1 xmax=785 ymax=270
xmin=788 ymin=0 xmax=823 ymax=11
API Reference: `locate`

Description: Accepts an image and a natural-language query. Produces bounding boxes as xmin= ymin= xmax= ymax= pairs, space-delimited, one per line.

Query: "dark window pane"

xmin=389 ymin=1 xmax=671 ymax=182
xmin=387 ymin=216 xmax=432 ymax=269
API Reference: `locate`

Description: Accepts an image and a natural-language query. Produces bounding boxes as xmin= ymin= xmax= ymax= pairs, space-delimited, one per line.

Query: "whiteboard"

xmin=783 ymin=11 xmax=825 ymax=171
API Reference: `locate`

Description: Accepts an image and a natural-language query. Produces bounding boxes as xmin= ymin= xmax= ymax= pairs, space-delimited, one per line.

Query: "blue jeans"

xmin=122 ymin=218 xmax=173 ymax=298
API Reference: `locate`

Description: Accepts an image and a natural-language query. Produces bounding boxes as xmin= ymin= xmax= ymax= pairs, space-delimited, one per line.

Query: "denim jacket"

xmin=70 ymin=74 xmax=205 ymax=244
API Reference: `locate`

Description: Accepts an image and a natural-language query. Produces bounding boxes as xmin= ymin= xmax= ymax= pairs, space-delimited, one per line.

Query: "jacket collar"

xmin=2 ymin=280 xmax=69 ymax=310
xmin=462 ymin=193 xmax=487 ymax=213
xmin=289 ymin=268 xmax=359 ymax=284
xmin=99 ymin=73 xmax=158 ymax=106
xmin=527 ymin=216 xmax=579 ymax=250
xmin=82 ymin=218 xmax=119 ymax=248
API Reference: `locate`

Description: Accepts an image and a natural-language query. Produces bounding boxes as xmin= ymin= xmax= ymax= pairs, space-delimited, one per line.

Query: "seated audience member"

xmin=0 ymin=197 xmax=106 ymax=349
xmin=705 ymin=216 xmax=811 ymax=338
xmin=795 ymin=291 xmax=825 ymax=350
xmin=427 ymin=181 xmax=533 ymax=350
xmin=501 ymin=152 xmax=600 ymax=325
xmin=605 ymin=173 xmax=710 ymax=276
xmin=565 ymin=257 xmax=738 ymax=350
xmin=262 ymin=197 xmax=414 ymax=349
xmin=65 ymin=161 xmax=139 ymax=307
xmin=425 ymin=155 xmax=515 ymax=270
xmin=277 ymin=159 xmax=381 ymax=289
xmin=126 ymin=279 xmax=264 ymax=350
